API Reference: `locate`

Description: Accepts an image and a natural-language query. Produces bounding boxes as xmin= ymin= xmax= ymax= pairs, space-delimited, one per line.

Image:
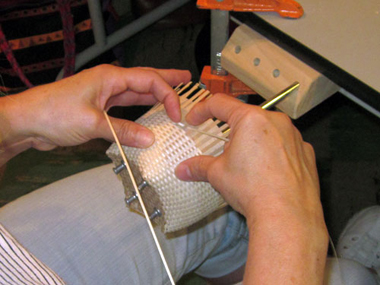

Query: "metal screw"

xmin=253 ymin=58 xmax=260 ymax=66
xmin=125 ymin=193 xmax=138 ymax=205
xmin=212 ymin=52 xmax=227 ymax=76
xmin=125 ymin=181 xmax=149 ymax=205
xmin=199 ymin=82 xmax=207 ymax=89
xmin=149 ymin=208 xmax=162 ymax=220
xmin=113 ymin=162 xmax=126 ymax=174
xmin=138 ymin=180 xmax=148 ymax=191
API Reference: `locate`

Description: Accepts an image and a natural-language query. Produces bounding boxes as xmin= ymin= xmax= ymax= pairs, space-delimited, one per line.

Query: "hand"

xmin=175 ymin=93 xmax=321 ymax=221
xmin=175 ymin=94 xmax=328 ymax=284
xmin=0 ymin=65 xmax=191 ymax=164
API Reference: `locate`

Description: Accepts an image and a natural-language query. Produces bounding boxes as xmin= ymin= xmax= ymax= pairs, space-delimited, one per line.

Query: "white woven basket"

xmin=106 ymin=83 xmax=229 ymax=233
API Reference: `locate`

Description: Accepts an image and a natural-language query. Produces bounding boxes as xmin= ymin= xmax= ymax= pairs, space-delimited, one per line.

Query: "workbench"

xmin=231 ymin=0 xmax=380 ymax=115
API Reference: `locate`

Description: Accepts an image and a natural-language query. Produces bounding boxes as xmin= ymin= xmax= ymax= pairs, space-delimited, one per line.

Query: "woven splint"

xmin=106 ymin=83 xmax=229 ymax=233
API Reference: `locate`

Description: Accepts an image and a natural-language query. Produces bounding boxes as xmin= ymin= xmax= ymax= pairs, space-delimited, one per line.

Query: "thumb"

xmin=175 ymin=155 xmax=215 ymax=182
xmin=99 ymin=116 xmax=155 ymax=148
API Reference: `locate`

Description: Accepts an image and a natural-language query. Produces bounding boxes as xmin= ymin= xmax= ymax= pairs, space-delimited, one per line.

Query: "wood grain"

xmin=221 ymin=25 xmax=339 ymax=118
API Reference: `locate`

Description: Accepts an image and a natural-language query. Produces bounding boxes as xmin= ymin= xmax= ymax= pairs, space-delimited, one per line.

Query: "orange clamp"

xmin=200 ymin=66 xmax=256 ymax=97
xmin=197 ymin=0 xmax=304 ymax=18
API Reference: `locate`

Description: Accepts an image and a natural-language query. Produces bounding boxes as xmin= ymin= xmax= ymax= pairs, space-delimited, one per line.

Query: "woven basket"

xmin=106 ymin=83 xmax=229 ymax=233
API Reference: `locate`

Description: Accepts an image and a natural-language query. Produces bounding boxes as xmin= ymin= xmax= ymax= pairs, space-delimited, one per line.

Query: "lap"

xmin=0 ymin=164 xmax=248 ymax=284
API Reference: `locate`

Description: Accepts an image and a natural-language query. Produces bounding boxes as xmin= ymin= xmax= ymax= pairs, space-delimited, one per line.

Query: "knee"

xmin=324 ymin=257 xmax=378 ymax=285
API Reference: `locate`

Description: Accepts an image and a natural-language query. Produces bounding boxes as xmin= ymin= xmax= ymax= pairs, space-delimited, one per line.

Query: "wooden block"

xmin=221 ymin=24 xmax=339 ymax=118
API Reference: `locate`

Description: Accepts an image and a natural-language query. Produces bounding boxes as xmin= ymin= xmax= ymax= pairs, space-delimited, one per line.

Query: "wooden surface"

xmin=222 ymin=25 xmax=339 ymax=118
xmin=253 ymin=0 xmax=380 ymax=94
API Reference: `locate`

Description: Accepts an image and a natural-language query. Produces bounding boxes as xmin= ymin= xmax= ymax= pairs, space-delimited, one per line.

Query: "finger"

xmin=140 ymin=67 xmax=192 ymax=87
xmin=97 ymin=115 xmax=155 ymax=148
xmin=92 ymin=65 xmax=189 ymax=122
xmin=186 ymin=93 xmax=257 ymax=126
xmin=124 ymin=69 xmax=184 ymax=122
xmin=175 ymin=155 xmax=215 ymax=182
xmin=105 ymin=92 xmax=158 ymax=110
xmin=115 ymin=68 xmax=188 ymax=122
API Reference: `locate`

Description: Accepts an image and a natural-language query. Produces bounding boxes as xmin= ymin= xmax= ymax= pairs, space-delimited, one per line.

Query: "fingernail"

xmin=136 ymin=129 xmax=155 ymax=147
xmin=175 ymin=163 xmax=192 ymax=181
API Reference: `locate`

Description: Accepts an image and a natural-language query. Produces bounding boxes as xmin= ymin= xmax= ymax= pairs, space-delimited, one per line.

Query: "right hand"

xmin=175 ymin=94 xmax=328 ymax=284
xmin=175 ymin=93 xmax=322 ymax=227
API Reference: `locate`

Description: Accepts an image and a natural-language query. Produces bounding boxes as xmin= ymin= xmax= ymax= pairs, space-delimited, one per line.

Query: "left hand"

xmin=0 ymin=65 xmax=190 ymax=162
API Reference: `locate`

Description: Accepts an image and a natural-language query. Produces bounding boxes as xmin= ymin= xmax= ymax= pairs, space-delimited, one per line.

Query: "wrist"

xmin=244 ymin=207 xmax=328 ymax=284
xmin=247 ymin=201 xmax=328 ymax=236
xmin=245 ymin=195 xmax=329 ymax=253
xmin=0 ymin=94 xmax=34 ymax=164
xmin=244 ymin=183 xmax=326 ymax=231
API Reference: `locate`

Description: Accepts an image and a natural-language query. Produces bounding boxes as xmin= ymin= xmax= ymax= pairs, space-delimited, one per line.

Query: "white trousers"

xmin=0 ymin=164 xmax=377 ymax=284
xmin=0 ymin=164 xmax=248 ymax=284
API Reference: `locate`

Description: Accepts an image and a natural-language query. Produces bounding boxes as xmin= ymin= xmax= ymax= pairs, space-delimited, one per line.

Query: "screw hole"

xmin=253 ymin=58 xmax=260 ymax=66
xmin=273 ymin=69 xmax=280 ymax=78
xmin=235 ymin=46 xmax=241 ymax=54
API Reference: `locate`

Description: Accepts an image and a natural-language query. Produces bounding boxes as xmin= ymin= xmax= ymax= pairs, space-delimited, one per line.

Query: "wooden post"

xmin=221 ymin=24 xmax=339 ymax=119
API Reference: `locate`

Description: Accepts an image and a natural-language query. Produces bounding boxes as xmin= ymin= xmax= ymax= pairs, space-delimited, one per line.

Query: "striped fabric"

xmin=0 ymin=224 xmax=65 ymax=285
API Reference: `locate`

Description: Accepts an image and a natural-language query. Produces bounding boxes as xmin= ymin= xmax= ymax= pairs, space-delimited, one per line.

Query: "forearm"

xmin=243 ymin=209 xmax=329 ymax=284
